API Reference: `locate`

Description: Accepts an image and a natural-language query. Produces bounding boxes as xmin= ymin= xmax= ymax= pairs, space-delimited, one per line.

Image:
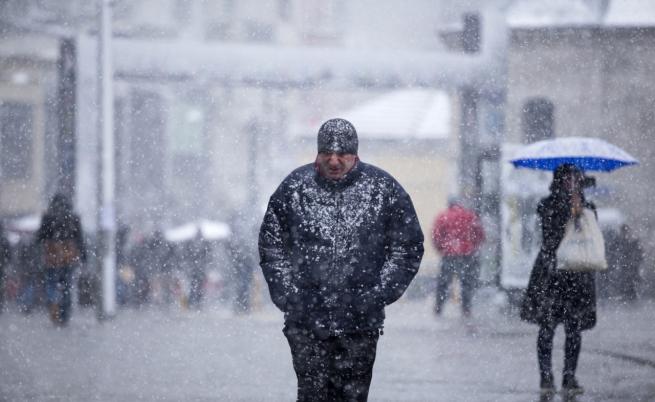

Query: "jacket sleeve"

xmin=379 ymin=182 xmax=425 ymax=305
xmin=258 ymin=191 xmax=297 ymax=312
xmin=431 ymin=216 xmax=446 ymax=254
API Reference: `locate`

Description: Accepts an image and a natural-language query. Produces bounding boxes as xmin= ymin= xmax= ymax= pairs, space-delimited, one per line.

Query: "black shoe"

xmin=540 ymin=374 xmax=556 ymax=394
xmin=562 ymin=377 xmax=584 ymax=395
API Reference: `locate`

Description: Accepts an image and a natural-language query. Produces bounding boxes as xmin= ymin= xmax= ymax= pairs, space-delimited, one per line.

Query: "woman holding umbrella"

xmin=520 ymin=164 xmax=598 ymax=395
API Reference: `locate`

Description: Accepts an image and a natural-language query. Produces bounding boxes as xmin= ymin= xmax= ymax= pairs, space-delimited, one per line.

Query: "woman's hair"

xmin=549 ymin=163 xmax=584 ymax=196
xmin=47 ymin=193 xmax=73 ymax=215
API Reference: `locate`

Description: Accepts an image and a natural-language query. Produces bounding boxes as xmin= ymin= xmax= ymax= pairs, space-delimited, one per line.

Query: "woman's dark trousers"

xmin=537 ymin=320 xmax=582 ymax=382
xmin=44 ymin=266 xmax=73 ymax=324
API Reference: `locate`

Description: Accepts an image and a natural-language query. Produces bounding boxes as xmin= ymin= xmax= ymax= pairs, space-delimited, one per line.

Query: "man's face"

xmin=316 ymin=152 xmax=357 ymax=180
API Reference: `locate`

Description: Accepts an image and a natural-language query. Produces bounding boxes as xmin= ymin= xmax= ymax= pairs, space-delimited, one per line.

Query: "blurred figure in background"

xmin=114 ymin=225 xmax=132 ymax=307
xmin=36 ymin=193 xmax=87 ymax=326
xmin=601 ymin=223 xmax=643 ymax=302
xmin=16 ymin=235 xmax=41 ymax=314
xmin=431 ymin=196 xmax=485 ymax=318
xmin=128 ymin=235 xmax=152 ymax=307
xmin=186 ymin=233 xmax=210 ymax=309
xmin=141 ymin=230 xmax=175 ymax=306
xmin=228 ymin=214 xmax=257 ymax=314
xmin=0 ymin=222 xmax=11 ymax=313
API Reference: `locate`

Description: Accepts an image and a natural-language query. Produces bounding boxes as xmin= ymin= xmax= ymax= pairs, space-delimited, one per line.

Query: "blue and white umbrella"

xmin=510 ymin=136 xmax=639 ymax=172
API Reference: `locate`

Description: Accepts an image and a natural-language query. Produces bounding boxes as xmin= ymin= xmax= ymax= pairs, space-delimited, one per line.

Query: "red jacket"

xmin=432 ymin=205 xmax=485 ymax=256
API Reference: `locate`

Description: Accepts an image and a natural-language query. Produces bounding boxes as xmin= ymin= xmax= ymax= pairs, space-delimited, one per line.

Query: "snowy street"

xmin=3 ymin=1 xmax=655 ymax=401
xmin=1 ymin=296 xmax=654 ymax=402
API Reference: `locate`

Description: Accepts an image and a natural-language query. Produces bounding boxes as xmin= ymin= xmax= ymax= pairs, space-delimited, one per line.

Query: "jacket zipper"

xmin=328 ymin=190 xmax=342 ymax=333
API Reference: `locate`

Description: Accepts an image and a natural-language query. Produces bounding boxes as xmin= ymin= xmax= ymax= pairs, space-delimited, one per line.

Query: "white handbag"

xmin=556 ymin=208 xmax=608 ymax=272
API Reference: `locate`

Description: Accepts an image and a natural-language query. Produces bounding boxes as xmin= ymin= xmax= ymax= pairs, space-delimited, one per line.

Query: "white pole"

xmin=98 ymin=0 xmax=116 ymax=317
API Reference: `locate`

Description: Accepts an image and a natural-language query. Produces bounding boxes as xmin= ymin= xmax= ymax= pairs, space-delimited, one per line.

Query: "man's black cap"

xmin=317 ymin=118 xmax=358 ymax=155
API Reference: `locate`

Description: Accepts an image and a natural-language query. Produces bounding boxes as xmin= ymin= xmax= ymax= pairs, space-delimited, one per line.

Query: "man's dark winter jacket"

xmin=259 ymin=161 xmax=424 ymax=336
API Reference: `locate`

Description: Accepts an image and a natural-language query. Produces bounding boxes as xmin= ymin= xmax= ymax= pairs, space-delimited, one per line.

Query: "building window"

xmin=521 ymin=98 xmax=554 ymax=143
xmin=0 ymin=102 xmax=33 ymax=180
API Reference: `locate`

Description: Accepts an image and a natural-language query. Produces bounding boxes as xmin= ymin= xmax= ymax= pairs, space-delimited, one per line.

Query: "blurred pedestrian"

xmin=259 ymin=118 xmax=424 ymax=401
xmin=36 ymin=193 xmax=87 ymax=326
xmin=0 ymin=222 xmax=11 ymax=313
xmin=228 ymin=214 xmax=257 ymax=314
xmin=186 ymin=234 xmax=210 ymax=309
xmin=16 ymin=235 xmax=41 ymax=314
xmin=520 ymin=164 xmax=599 ymax=395
xmin=142 ymin=230 xmax=175 ymax=306
xmin=603 ymin=223 xmax=643 ymax=302
xmin=431 ymin=196 xmax=485 ymax=317
xmin=128 ymin=236 xmax=152 ymax=307
xmin=114 ymin=225 xmax=132 ymax=307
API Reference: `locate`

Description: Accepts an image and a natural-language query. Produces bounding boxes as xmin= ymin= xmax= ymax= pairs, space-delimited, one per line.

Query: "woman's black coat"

xmin=520 ymin=194 xmax=597 ymax=331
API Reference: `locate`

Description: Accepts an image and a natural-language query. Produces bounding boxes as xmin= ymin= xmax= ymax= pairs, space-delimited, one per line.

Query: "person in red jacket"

xmin=432 ymin=196 xmax=485 ymax=317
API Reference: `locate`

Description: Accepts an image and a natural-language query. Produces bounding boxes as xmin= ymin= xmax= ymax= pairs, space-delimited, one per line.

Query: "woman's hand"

xmin=571 ymin=193 xmax=583 ymax=217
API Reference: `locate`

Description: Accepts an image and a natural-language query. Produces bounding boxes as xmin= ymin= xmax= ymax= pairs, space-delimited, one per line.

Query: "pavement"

xmin=0 ymin=292 xmax=654 ymax=402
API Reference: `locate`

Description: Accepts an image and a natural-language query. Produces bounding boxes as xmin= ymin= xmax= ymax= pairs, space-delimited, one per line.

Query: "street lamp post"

xmin=97 ymin=0 xmax=116 ymax=318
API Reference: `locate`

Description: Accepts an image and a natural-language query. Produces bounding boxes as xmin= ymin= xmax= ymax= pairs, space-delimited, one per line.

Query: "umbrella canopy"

xmin=510 ymin=136 xmax=638 ymax=172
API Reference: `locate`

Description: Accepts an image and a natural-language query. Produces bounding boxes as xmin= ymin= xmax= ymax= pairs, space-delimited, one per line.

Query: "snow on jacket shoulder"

xmin=258 ymin=161 xmax=424 ymax=335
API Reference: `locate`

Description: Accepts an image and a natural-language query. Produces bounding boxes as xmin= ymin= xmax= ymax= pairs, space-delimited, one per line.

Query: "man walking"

xmin=259 ymin=118 xmax=424 ymax=402
xmin=431 ymin=196 xmax=485 ymax=317
xmin=37 ymin=193 xmax=87 ymax=326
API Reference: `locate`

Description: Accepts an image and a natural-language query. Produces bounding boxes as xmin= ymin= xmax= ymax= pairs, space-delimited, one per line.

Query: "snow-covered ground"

xmin=1 ymin=295 xmax=654 ymax=401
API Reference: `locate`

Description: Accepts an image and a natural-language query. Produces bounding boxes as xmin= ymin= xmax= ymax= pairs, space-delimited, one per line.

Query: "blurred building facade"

xmin=5 ymin=0 xmax=655 ymax=293
xmin=0 ymin=0 xmax=448 ymax=237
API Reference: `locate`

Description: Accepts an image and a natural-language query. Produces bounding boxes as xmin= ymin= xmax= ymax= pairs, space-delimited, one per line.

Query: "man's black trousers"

xmin=284 ymin=324 xmax=380 ymax=402
xmin=435 ymin=254 xmax=478 ymax=315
